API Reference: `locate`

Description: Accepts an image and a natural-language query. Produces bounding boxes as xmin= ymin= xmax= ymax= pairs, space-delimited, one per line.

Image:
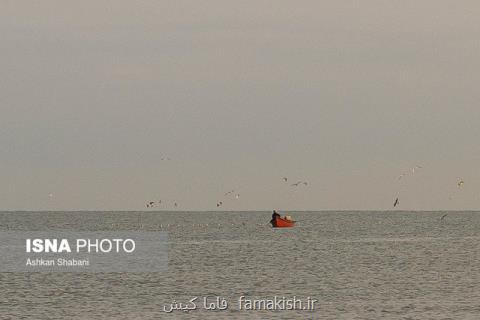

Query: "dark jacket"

xmin=271 ymin=211 xmax=280 ymax=221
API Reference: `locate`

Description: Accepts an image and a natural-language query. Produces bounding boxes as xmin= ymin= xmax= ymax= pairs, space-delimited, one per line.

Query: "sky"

xmin=1 ymin=1 xmax=480 ymax=211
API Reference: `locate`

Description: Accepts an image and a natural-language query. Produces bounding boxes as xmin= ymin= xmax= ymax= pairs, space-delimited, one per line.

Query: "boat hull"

xmin=271 ymin=216 xmax=295 ymax=228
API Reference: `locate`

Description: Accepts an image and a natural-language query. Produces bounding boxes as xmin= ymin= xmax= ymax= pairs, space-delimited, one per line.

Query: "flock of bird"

xmin=46 ymin=156 xmax=466 ymax=215
xmin=216 ymin=190 xmax=240 ymax=207
xmin=145 ymin=176 xmax=310 ymax=210
xmin=393 ymin=165 xmax=466 ymax=213
xmin=144 ymin=166 xmax=466 ymax=213
xmin=214 ymin=177 xmax=309 ymax=208
xmin=394 ymin=165 xmax=424 ymax=207
xmin=146 ymin=200 xmax=177 ymax=208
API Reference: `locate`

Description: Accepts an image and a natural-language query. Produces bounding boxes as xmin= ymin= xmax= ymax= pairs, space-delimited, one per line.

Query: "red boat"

xmin=271 ymin=215 xmax=295 ymax=228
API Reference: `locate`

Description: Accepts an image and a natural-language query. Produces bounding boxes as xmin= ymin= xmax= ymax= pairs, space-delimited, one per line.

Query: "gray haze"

xmin=2 ymin=1 xmax=480 ymax=211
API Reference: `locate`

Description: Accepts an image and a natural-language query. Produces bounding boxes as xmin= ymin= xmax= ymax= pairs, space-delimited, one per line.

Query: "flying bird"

xmin=146 ymin=201 xmax=155 ymax=208
xmin=412 ymin=165 xmax=423 ymax=174
xmin=216 ymin=201 xmax=223 ymax=207
xmin=224 ymin=190 xmax=235 ymax=196
xmin=235 ymin=194 xmax=240 ymax=199
xmin=282 ymin=177 xmax=288 ymax=182
xmin=440 ymin=213 xmax=448 ymax=221
xmin=457 ymin=180 xmax=464 ymax=187
xmin=397 ymin=173 xmax=407 ymax=180
xmin=291 ymin=181 xmax=308 ymax=187
xmin=291 ymin=181 xmax=302 ymax=187
xmin=393 ymin=198 xmax=399 ymax=207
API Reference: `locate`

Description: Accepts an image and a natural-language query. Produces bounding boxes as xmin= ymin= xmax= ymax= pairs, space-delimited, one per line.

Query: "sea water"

xmin=0 ymin=211 xmax=479 ymax=319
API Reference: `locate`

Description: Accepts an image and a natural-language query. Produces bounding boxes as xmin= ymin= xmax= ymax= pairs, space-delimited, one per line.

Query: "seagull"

xmin=457 ymin=180 xmax=464 ymax=187
xmin=224 ymin=190 xmax=235 ymax=196
xmin=393 ymin=198 xmax=399 ymax=207
xmin=146 ymin=201 xmax=155 ymax=208
xmin=397 ymin=173 xmax=407 ymax=180
xmin=291 ymin=181 xmax=308 ymax=187
xmin=216 ymin=201 xmax=223 ymax=207
xmin=412 ymin=165 xmax=423 ymax=174
xmin=440 ymin=213 xmax=448 ymax=221
xmin=235 ymin=194 xmax=240 ymax=199
xmin=282 ymin=177 xmax=288 ymax=182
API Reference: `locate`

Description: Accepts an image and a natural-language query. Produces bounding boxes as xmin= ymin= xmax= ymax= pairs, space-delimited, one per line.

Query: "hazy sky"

xmin=2 ymin=1 xmax=480 ymax=211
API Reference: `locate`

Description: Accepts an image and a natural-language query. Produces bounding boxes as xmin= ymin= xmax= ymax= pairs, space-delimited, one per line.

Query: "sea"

xmin=1 ymin=211 xmax=479 ymax=319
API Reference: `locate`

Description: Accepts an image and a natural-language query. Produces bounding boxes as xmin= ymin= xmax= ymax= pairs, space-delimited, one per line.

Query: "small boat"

xmin=271 ymin=215 xmax=295 ymax=228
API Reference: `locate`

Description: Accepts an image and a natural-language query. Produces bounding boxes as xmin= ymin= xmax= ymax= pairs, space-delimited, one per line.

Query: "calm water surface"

xmin=1 ymin=211 xmax=479 ymax=319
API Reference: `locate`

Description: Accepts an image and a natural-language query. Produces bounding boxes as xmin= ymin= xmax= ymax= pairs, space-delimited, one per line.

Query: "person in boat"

xmin=271 ymin=210 xmax=281 ymax=223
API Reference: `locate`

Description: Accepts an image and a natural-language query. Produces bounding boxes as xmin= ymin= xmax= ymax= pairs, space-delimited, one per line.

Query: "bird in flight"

xmin=457 ymin=179 xmax=464 ymax=187
xmin=393 ymin=198 xmax=399 ymax=207
xmin=412 ymin=165 xmax=423 ymax=174
xmin=282 ymin=177 xmax=288 ymax=182
xmin=146 ymin=201 xmax=155 ymax=208
xmin=224 ymin=190 xmax=235 ymax=196
xmin=235 ymin=194 xmax=240 ymax=199
xmin=291 ymin=181 xmax=308 ymax=187
xmin=440 ymin=213 xmax=448 ymax=221
xmin=216 ymin=201 xmax=223 ymax=207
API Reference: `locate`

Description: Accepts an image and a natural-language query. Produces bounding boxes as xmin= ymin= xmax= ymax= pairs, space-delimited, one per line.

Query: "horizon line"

xmin=1 ymin=209 xmax=479 ymax=213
